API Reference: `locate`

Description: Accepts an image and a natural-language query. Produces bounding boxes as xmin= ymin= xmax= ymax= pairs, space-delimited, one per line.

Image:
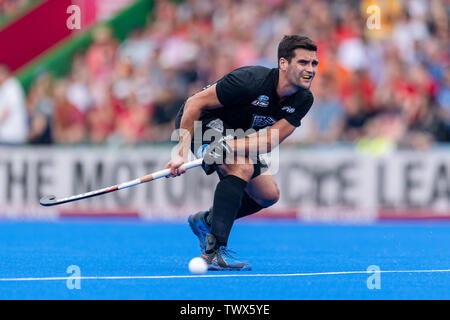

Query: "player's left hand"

xmin=164 ymin=154 xmax=187 ymax=178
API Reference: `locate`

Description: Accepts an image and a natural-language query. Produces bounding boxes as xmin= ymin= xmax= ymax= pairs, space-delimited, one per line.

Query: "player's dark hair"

xmin=278 ymin=35 xmax=317 ymax=66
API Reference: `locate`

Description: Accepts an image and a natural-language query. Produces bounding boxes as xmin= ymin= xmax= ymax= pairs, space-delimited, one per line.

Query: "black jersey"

xmin=175 ymin=66 xmax=314 ymax=131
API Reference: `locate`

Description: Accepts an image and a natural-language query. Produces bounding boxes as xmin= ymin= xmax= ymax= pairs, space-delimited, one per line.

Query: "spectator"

xmin=86 ymin=85 xmax=116 ymax=144
xmin=356 ymin=108 xmax=407 ymax=155
xmin=66 ymin=62 xmax=94 ymax=115
xmin=27 ymin=72 xmax=54 ymax=144
xmin=0 ymin=64 xmax=28 ymax=144
xmin=52 ymin=81 xmax=86 ymax=144
xmin=307 ymin=74 xmax=345 ymax=143
xmin=437 ymin=68 xmax=450 ymax=124
xmin=85 ymin=26 xmax=118 ymax=84
xmin=0 ymin=0 xmax=32 ymax=24
xmin=401 ymin=94 xmax=449 ymax=149
xmin=118 ymin=28 xmax=155 ymax=68
xmin=341 ymin=93 xmax=371 ymax=142
xmin=115 ymin=92 xmax=151 ymax=145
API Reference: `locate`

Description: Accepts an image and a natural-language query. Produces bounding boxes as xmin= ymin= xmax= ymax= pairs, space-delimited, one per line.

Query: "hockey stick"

xmin=39 ymin=158 xmax=203 ymax=207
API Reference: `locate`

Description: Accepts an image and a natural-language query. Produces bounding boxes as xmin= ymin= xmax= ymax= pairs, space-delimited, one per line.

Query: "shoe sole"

xmin=207 ymin=265 xmax=252 ymax=271
xmin=203 ymin=255 xmax=252 ymax=271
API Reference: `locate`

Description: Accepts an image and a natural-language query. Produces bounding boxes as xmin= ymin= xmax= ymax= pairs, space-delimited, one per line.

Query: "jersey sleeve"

xmin=282 ymin=90 xmax=314 ymax=127
xmin=215 ymin=67 xmax=257 ymax=106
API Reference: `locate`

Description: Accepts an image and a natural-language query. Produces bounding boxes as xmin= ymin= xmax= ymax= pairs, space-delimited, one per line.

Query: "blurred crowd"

xmin=0 ymin=0 xmax=37 ymax=25
xmin=0 ymin=0 xmax=449 ymax=151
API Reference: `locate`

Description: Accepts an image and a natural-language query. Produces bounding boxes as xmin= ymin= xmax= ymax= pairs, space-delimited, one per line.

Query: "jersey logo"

xmin=251 ymin=95 xmax=269 ymax=107
xmin=281 ymin=106 xmax=295 ymax=113
xmin=206 ymin=119 xmax=224 ymax=132
xmin=251 ymin=115 xmax=276 ymax=128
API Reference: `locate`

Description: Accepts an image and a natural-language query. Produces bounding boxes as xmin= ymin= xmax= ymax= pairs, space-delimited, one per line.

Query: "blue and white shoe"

xmin=187 ymin=210 xmax=211 ymax=251
xmin=201 ymin=233 xmax=252 ymax=271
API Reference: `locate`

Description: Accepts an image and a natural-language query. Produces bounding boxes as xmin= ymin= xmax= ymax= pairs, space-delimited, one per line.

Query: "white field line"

xmin=0 ymin=269 xmax=449 ymax=282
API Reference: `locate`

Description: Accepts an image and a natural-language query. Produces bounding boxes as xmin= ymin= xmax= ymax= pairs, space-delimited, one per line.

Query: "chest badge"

xmin=251 ymin=95 xmax=270 ymax=107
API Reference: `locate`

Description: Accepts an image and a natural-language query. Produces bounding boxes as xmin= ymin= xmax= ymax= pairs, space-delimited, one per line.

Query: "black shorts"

xmin=188 ymin=116 xmax=268 ymax=179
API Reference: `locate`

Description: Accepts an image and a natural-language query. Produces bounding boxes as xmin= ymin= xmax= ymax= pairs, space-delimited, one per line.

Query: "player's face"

xmin=284 ymin=49 xmax=318 ymax=89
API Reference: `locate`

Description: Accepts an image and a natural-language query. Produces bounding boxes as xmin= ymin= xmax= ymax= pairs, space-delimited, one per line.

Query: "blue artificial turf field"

xmin=0 ymin=219 xmax=449 ymax=300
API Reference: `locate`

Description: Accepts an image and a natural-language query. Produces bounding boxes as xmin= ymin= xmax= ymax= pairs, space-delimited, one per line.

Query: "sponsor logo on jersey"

xmin=281 ymin=106 xmax=295 ymax=113
xmin=251 ymin=114 xmax=276 ymax=128
xmin=251 ymin=95 xmax=270 ymax=107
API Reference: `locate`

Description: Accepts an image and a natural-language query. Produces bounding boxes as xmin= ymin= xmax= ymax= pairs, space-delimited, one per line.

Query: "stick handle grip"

xmin=140 ymin=158 xmax=203 ymax=182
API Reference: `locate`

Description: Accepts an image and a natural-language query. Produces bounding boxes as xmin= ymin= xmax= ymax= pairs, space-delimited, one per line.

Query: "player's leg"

xmin=201 ymin=157 xmax=253 ymax=270
xmin=210 ymin=158 xmax=254 ymax=245
xmin=202 ymin=171 xmax=279 ymax=271
xmin=188 ymin=117 xmax=238 ymax=251
xmin=235 ymin=173 xmax=280 ymax=219
xmin=187 ymin=160 xmax=257 ymax=250
xmin=189 ymin=163 xmax=279 ymax=251
xmin=186 ymin=117 xmax=260 ymax=270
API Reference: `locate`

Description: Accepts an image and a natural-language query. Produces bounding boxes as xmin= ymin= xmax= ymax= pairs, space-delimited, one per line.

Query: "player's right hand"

xmin=203 ymin=137 xmax=232 ymax=165
xmin=164 ymin=155 xmax=187 ymax=178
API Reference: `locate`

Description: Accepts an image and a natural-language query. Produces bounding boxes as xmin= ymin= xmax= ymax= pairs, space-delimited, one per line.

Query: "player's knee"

xmin=234 ymin=163 xmax=254 ymax=180
xmin=223 ymin=162 xmax=254 ymax=181
xmin=261 ymin=186 xmax=280 ymax=207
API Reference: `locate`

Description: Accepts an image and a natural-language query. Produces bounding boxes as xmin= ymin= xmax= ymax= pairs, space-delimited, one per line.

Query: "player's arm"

xmin=227 ymin=86 xmax=313 ymax=157
xmin=202 ymin=119 xmax=295 ymax=171
xmin=229 ymin=119 xmax=296 ymax=156
xmin=165 ymin=84 xmax=222 ymax=176
xmin=227 ymin=91 xmax=314 ymax=157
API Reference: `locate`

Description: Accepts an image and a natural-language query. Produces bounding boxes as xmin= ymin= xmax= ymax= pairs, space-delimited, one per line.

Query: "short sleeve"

xmin=215 ymin=67 xmax=256 ymax=106
xmin=283 ymin=90 xmax=314 ymax=127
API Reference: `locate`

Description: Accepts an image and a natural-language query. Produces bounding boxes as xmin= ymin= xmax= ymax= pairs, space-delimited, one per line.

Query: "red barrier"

xmin=0 ymin=0 xmax=73 ymax=71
